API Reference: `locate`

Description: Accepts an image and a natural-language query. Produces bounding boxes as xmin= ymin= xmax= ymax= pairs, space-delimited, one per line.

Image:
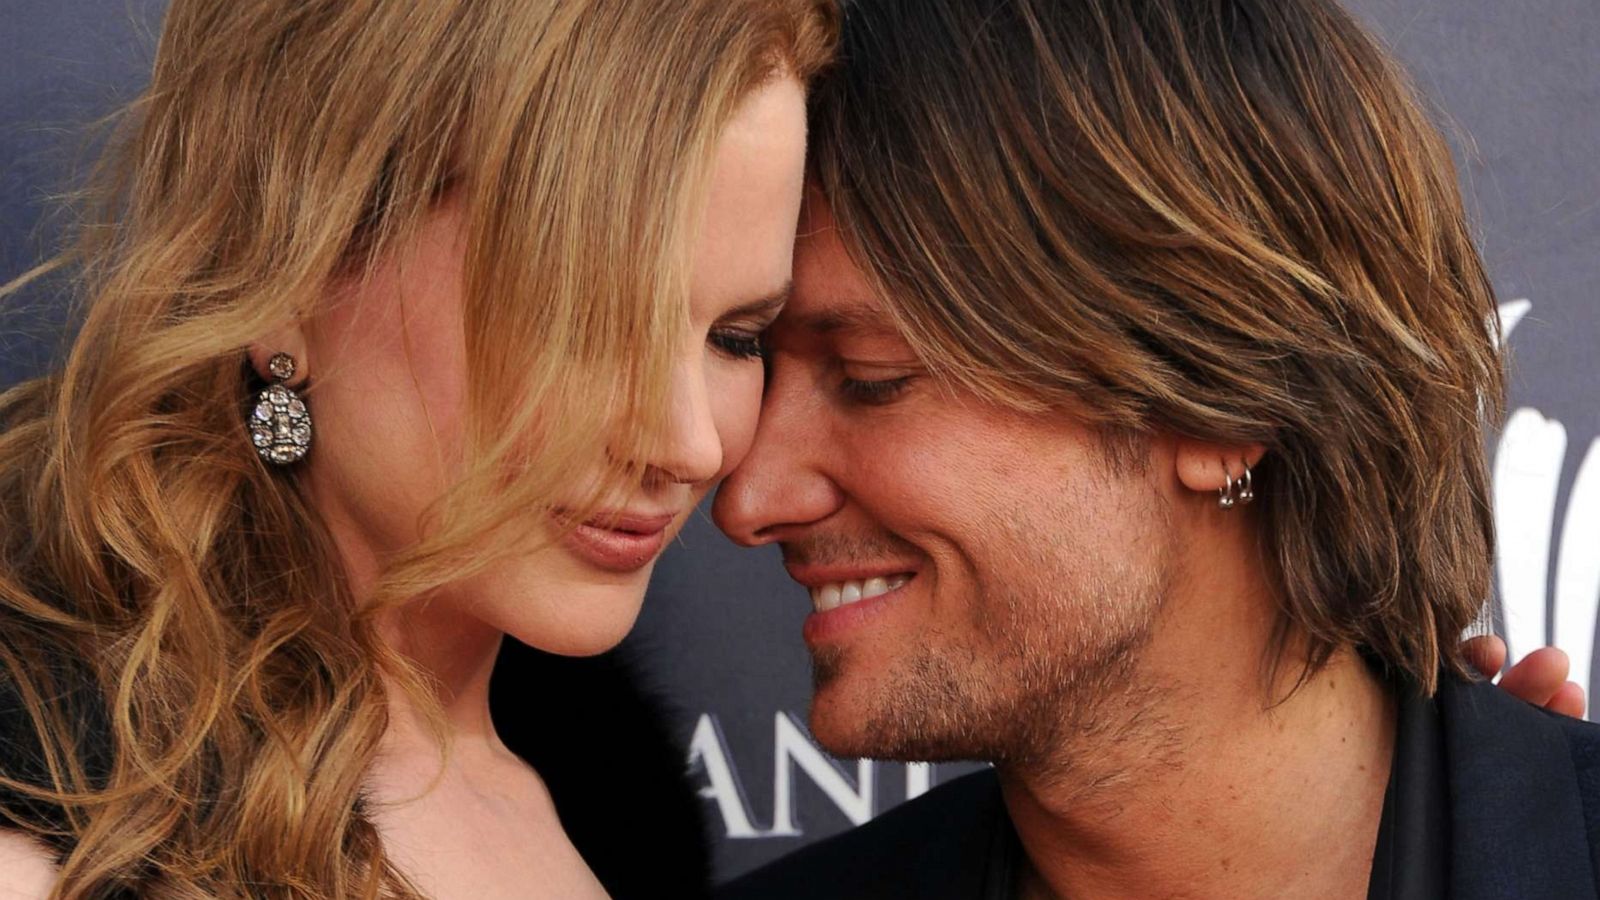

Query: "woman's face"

xmin=276 ymin=76 xmax=808 ymax=656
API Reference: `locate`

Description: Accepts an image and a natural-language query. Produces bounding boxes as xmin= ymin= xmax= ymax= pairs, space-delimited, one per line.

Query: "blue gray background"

xmin=3 ymin=0 xmax=1597 ymax=884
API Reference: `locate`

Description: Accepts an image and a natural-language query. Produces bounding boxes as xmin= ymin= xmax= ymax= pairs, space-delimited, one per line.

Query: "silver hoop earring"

xmin=1218 ymin=463 xmax=1256 ymax=509
xmin=250 ymin=352 xmax=312 ymax=465
xmin=1218 ymin=465 xmax=1238 ymax=509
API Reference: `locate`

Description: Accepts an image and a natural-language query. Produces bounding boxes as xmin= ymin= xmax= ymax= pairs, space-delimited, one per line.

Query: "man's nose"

xmin=712 ymin=375 xmax=842 ymax=546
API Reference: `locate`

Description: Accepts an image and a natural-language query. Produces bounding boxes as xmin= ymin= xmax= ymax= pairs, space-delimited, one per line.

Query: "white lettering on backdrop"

xmin=1494 ymin=299 xmax=1600 ymax=704
xmin=689 ymin=712 xmax=935 ymax=839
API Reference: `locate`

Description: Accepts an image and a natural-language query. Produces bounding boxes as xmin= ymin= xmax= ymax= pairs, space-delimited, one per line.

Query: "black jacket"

xmin=719 ymin=673 xmax=1600 ymax=900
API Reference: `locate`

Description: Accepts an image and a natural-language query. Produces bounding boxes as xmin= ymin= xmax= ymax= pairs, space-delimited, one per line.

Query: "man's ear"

xmin=246 ymin=323 xmax=311 ymax=387
xmin=1174 ymin=439 xmax=1268 ymax=494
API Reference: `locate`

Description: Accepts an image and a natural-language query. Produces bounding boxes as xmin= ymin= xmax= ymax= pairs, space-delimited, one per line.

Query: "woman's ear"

xmin=247 ymin=324 xmax=310 ymax=387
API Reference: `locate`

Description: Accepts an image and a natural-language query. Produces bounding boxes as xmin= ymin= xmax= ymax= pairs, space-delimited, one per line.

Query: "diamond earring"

xmin=250 ymin=352 xmax=312 ymax=465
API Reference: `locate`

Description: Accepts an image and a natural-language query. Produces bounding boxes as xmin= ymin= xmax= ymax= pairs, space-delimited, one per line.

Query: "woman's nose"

xmin=648 ymin=356 xmax=723 ymax=486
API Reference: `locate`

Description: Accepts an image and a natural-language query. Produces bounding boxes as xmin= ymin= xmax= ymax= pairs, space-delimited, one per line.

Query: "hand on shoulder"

xmin=1463 ymin=635 xmax=1588 ymax=718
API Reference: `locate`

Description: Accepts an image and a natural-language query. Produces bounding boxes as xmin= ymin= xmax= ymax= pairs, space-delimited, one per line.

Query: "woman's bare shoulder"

xmin=0 ymin=828 xmax=58 ymax=899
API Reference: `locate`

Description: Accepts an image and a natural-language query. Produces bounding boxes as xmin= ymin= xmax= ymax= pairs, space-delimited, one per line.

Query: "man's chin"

xmin=807 ymin=707 xmax=905 ymax=762
xmin=806 ymin=663 xmax=983 ymax=762
xmin=808 ymin=699 xmax=990 ymax=763
xmin=805 ymin=657 xmax=896 ymax=757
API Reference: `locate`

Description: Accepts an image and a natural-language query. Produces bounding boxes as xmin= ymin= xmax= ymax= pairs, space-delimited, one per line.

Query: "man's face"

xmin=713 ymin=196 xmax=1181 ymax=765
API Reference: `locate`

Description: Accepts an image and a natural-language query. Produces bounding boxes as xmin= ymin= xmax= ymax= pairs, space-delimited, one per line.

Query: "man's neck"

xmin=999 ymin=592 xmax=1397 ymax=900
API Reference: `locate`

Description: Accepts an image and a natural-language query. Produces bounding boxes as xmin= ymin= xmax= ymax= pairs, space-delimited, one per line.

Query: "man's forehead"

xmin=785 ymin=200 xmax=903 ymax=338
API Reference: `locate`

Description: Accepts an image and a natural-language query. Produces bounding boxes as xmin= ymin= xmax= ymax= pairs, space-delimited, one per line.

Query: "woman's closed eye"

xmin=709 ymin=327 xmax=768 ymax=361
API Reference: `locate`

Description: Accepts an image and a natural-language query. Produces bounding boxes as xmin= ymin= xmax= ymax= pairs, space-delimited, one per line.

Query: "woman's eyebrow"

xmin=715 ymin=281 xmax=793 ymax=320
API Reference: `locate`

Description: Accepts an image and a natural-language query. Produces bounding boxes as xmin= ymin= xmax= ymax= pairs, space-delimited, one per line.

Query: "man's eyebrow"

xmin=789 ymin=301 xmax=901 ymax=336
xmin=721 ymin=281 xmax=793 ymax=320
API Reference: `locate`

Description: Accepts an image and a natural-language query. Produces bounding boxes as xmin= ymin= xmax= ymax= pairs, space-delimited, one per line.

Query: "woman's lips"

xmin=560 ymin=512 xmax=675 ymax=573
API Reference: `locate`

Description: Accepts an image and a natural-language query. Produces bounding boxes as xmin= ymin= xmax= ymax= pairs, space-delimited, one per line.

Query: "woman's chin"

xmin=512 ymin=614 xmax=641 ymax=657
xmin=450 ymin=542 xmax=658 ymax=656
xmin=486 ymin=572 xmax=653 ymax=658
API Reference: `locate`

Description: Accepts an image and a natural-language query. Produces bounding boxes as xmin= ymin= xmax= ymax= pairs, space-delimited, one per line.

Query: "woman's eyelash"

xmin=709 ymin=329 xmax=766 ymax=360
xmin=840 ymin=375 xmax=913 ymax=405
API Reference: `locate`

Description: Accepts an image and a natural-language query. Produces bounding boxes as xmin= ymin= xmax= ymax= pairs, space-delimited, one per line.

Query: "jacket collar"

xmin=907 ymin=676 xmax=1600 ymax=900
xmin=912 ymin=768 xmax=1014 ymax=900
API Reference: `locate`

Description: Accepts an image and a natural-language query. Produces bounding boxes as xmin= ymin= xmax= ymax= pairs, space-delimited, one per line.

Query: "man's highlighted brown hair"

xmin=809 ymin=0 xmax=1504 ymax=693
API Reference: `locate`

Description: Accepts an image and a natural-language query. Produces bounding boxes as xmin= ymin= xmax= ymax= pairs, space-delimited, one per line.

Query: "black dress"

xmin=0 ymin=638 xmax=713 ymax=898
xmin=489 ymin=638 xmax=713 ymax=899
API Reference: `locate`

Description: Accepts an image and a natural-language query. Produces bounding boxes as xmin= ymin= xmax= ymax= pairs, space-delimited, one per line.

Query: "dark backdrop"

xmin=3 ymin=0 xmax=1597 ymax=884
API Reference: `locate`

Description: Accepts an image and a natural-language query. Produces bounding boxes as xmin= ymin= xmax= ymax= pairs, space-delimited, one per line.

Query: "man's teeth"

xmin=810 ymin=575 xmax=911 ymax=612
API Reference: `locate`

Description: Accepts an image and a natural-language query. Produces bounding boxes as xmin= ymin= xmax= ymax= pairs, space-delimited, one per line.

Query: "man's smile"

xmin=807 ymin=574 xmax=912 ymax=612
xmin=782 ymin=559 xmax=922 ymax=645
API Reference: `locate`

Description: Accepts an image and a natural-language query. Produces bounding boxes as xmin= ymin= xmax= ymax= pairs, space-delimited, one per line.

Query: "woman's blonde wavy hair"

xmin=0 ymin=0 xmax=835 ymax=896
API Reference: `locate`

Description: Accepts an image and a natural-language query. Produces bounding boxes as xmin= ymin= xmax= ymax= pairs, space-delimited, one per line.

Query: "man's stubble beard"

xmin=810 ymin=487 xmax=1178 ymax=789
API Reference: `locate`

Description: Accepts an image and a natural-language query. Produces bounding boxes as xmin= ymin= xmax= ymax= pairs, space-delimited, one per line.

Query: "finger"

xmin=1499 ymin=647 xmax=1571 ymax=708
xmin=1461 ymin=634 xmax=1508 ymax=679
xmin=1547 ymin=681 xmax=1587 ymax=719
